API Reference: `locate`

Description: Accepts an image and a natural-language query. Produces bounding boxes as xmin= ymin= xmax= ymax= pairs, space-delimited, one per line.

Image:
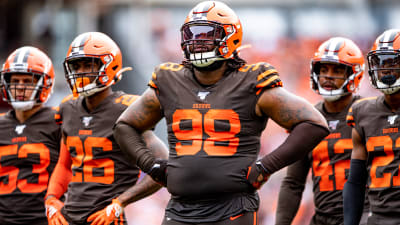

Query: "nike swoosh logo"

xmin=230 ymin=214 xmax=244 ymax=220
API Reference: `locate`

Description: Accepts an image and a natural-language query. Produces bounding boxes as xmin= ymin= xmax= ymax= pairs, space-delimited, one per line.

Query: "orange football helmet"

xmin=367 ymin=29 xmax=400 ymax=95
xmin=181 ymin=1 xmax=242 ymax=67
xmin=63 ymin=32 xmax=131 ymax=97
xmin=310 ymin=37 xmax=364 ymax=101
xmin=0 ymin=46 xmax=54 ymax=110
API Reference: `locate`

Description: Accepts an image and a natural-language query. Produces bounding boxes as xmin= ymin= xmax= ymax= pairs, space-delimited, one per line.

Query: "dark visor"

xmin=369 ymin=53 xmax=400 ymax=69
xmin=182 ymin=24 xmax=225 ymax=41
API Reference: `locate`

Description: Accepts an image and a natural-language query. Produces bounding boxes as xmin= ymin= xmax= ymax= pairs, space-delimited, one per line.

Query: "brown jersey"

xmin=311 ymin=96 xmax=369 ymax=216
xmin=149 ymin=62 xmax=282 ymax=222
xmin=56 ymin=91 xmax=140 ymax=224
xmin=0 ymin=107 xmax=61 ymax=225
xmin=347 ymin=96 xmax=400 ymax=214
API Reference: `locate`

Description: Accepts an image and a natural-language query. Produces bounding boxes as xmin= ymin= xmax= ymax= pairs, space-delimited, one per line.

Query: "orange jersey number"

xmin=172 ymin=109 xmax=240 ymax=156
xmin=366 ymin=135 xmax=400 ymax=188
xmin=66 ymin=136 xmax=114 ymax=184
xmin=312 ymin=139 xmax=352 ymax=191
xmin=0 ymin=143 xmax=50 ymax=194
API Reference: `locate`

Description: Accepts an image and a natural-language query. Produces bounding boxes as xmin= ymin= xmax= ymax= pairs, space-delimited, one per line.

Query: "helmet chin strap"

xmin=193 ymin=59 xmax=225 ymax=71
xmin=322 ymin=91 xmax=351 ymax=102
xmin=11 ymin=101 xmax=35 ymax=111
xmin=376 ymin=76 xmax=400 ymax=95
xmin=322 ymin=94 xmax=344 ymax=102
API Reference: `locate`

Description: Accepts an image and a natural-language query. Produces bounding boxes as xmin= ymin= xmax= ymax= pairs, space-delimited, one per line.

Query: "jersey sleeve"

xmin=54 ymin=95 xmax=76 ymax=125
xmin=346 ymin=98 xmax=370 ymax=139
xmin=148 ymin=62 xmax=184 ymax=92
xmin=246 ymin=62 xmax=283 ymax=95
xmin=46 ymin=139 xmax=72 ymax=199
xmin=114 ymin=93 xmax=140 ymax=107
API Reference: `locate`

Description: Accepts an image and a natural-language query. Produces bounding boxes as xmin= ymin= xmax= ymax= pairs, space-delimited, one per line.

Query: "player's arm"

xmin=275 ymin=156 xmax=310 ymax=225
xmin=114 ymin=88 xmax=166 ymax=183
xmin=45 ymin=137 xmax=71 ymax=225
xmin=46 ymin=137 xmax=72 ymax=199
xmin=343 ymin=128 xmax=367 ymax=225
xmin=115 ymin=129 xmax=168 ymax=205
xmin=87 ymin=130 xmax=168 ymax=225
xmin=248 ymin=87 xmax=329 ymax=188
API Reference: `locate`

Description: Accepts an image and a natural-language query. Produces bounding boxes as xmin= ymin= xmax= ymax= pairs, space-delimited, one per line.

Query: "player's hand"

xmin=87 ymin=198 xmax=123 ymax=225
xmin=247 ymin=160 xmax=270 ymax=189
xmin=147 ymin=159 xmax=168 ymax=186
xmin=45 ymin=196 xmax=69 ymax=225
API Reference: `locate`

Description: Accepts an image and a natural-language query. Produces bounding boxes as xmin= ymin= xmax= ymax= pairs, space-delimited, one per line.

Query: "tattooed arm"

xmin=256 ymin=87 xmax=327 ymax=129
xmin=118 ymin=88 xmax=163 ymax=133
xmin=248 ymin=87 xmax=329 ymax=189
xmin=114 ymin=88 xmax=167 ymax=178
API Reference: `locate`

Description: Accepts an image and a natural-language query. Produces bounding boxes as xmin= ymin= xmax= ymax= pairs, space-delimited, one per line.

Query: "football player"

xmin=0 ymin=46 xmax=60 ymax=224
xmin=114 ymin=1 xmax=329 ymax=225
xmin=44 ymin=32 xmax=168 ymax=225
xmin=343 ymin=29 xmax=400 ymax=225
xmin=275 ymin=37 xmax=369 ymax=225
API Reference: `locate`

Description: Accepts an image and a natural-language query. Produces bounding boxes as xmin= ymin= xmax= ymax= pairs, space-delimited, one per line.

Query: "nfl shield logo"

xmin=388 ymin=115 xmax=398 ymax=125
xmin=82 ymin=116 xmax=93 ymax=127
xmin=328 ymin=120 xmax=339 ymax=130
xmin=15 ymin=124 xmax=26 ymax=135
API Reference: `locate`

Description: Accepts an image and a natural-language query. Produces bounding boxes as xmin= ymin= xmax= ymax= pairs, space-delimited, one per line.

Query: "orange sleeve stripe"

xmin=346 ymin=115 xmax=355 ymax=127
xmin=256 ymin=75 xmax=281 ymax=88
xmin=46 ymin=141 xmax=72 ymax=199
xmin=257 ymin=69 xmax=278 ymax=81
xmin=61 ymin=94 xmax=74 ymax=103
xmin=148 ymin=80 xmax=158 ymax=89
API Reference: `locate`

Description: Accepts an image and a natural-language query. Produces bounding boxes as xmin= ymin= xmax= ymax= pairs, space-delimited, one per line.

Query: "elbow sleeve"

xmin=113 ymin=121 xmax=155 ymax=172
xmin=260 ymin=122 xmax=329 ymax=174
xmin=343 ymin=159 xmax=367 ymax=225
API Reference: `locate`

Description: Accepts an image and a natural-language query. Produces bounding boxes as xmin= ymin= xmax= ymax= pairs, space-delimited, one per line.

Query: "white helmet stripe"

xmin=379 ymin=29 xmax=398 ymax=49
xmin=191 ymin=1 xmax=213 ymax=21
xmin=70 ymin=33 xmax=89 ymax=55
xmin=13 ymin=47 xmax=30 ymax=63
xmin=324 ymin=38 xmax=343 ymax=60
xmin=10 ymin=47 xmax=30 ymax=71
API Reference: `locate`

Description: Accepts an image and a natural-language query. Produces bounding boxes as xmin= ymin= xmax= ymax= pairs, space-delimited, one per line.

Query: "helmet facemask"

xmin=64 ymin=56 xmax=112 ymax=97
xmin=367 ymin=51 xmax=400 ymax=95
xmin=1 ymin=72 xmax=47 ymax=111
xmin=181 ymin=21 xmax=234 ymax=68
xmin=311 ymin=61 xmax=361 ymax=102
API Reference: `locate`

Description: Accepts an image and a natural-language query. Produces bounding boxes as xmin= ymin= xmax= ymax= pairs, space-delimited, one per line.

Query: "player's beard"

xmin=193 ymin=60 xmax=225 ymax=72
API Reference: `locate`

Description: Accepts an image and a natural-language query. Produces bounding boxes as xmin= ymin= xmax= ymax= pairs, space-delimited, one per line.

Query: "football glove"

xmin=247 ymin=160 xmax=270 ymax=189
xmin=45 ymin=196 xmax=69 ymax=225
xmin=147 ymin=159 xmax=168 ymax=186
xmin=87 ymin=198 xmax=123 ymax=225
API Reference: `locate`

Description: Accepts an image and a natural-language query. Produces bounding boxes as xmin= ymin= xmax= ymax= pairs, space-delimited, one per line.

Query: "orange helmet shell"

xmin=182 ymin=1 xmax=242 ymax=60
xmin=64 ymin=32 xmax=123 ymax=96
xmin=310 ymin=37 xmax=364 ymax=97
xmin=1 ymin=46 xmax=54 ymax=104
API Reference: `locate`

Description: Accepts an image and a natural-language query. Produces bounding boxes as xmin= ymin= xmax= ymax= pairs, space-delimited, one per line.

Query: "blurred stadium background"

xmin=0 ymin=0 xmax=399 ymax=224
